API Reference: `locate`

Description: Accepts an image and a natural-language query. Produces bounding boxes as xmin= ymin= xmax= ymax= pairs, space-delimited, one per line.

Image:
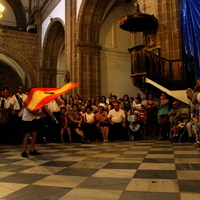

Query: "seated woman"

xmin=95 ymin=106 xmax=109 ymax=142
xmin=83 ymin=105 xmax=99 ymax=142
xmin=68 ymin=104 xmax=85 ymax=142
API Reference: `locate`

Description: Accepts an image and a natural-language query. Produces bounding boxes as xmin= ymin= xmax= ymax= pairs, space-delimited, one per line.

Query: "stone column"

xmin=140 ymin=0 xmax=182 ymax=60
xmin=75 ymin=42 xmax=101 ymax=100
xmin=65 ymin=0 xmax=77 ymax=96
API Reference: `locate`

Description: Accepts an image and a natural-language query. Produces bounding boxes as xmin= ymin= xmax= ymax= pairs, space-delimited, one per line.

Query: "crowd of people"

xmin=0 ymin=83 xmax=199 ymax=158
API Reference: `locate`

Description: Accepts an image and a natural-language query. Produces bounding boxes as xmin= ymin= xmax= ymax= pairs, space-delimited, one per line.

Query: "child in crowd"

xmin=60 ymin=107 xmax=72 ymax=142
xmin=171 ymin=120 xmax=186 ymax=137
xmin=95 ymin=106 xmax=109 ymax=142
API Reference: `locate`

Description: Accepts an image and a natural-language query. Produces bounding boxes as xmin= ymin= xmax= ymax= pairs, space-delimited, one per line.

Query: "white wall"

xmin=41 ymin=0 xmax=65 ymax=45
xmin=76 ymin=0 xmax=82 ymax=18
xmin=0 ymin=0 xmax=16 ymax=27
xmin=99 ymin=2 xmax=143 ymax=98
xmin=101 ymin=50 xmax=142 ymax=98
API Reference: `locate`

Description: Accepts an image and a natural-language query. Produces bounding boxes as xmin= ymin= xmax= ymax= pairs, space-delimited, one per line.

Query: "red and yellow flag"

xmin=24 ymin=82 xmax=79 ymax=111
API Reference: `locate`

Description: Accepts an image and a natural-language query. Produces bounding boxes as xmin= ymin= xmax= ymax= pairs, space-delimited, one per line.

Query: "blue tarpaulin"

xmin=181 ymin=0 xmax=200 ymax=79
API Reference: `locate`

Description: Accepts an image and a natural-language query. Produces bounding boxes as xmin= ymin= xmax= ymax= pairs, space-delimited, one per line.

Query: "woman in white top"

xmin=83 ymin=105 xmax=99 ymax=142
xmin=132 ymin=98 xmax=143 ymax=114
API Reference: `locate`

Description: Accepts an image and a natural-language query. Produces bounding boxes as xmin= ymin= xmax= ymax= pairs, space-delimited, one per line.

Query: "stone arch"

xmin=0 ymin=53 xmax=25 ymax=84
xmin=0 ymin=60 xmax=23 ymax=93
xmin=6 ymin=0 xmax=27 ymax=30
xmin=77 ymin=0 xmax=113 ymax=44
xmin=41 ymin=18 xmax=65 ymax=87
xmin=76 ymin=0 xmax=141 ymax=99
xmin=75 ymin=0 xmax=118 ymax=99
xmin=0 ymin=45 xmax=37 ymax=89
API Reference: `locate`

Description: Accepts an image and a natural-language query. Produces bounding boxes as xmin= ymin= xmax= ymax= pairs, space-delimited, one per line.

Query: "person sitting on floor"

xmin=68 ymin=104 xmax=85 ymax=142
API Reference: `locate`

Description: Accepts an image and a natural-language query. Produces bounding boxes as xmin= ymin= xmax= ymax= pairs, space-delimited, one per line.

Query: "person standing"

xmin=159 ymin=92 xmax=170 ymax=140
xmin=45 ymin=97 xmax=62 ymax=142
xmin=0 ymin=87 xmax=14 ymax=144
xmin=107 ymin=102 xmax=127 ymax=141
xmin=11 ymin=85 xmax=27 ymax=145
xmin=21 ymin=108 xmax=45 ymax=157
xmin=145 ymin=94 xmax=158 ymax=137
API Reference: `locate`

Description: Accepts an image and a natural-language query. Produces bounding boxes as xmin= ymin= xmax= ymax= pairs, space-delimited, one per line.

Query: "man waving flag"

xmin=24 ymin=82 xmax=79 ymax=111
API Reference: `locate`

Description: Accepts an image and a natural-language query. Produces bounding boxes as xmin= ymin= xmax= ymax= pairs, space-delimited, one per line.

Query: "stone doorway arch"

xmin=41 ymin=19 xmax=65 ymax=87
xmin=0 ymin=60 xmax=23 ymax=94
xmin=0 ymin=44 xmax=37 ymax=90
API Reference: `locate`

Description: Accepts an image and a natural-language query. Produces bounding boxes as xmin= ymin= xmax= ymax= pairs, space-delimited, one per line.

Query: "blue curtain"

xmin=181 ymin=0 xmax=200 ymax=79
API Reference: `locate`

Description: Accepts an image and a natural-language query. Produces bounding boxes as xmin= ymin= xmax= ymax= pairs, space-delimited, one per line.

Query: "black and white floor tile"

xmin=0 ymin=140 xmax=200 ymax=200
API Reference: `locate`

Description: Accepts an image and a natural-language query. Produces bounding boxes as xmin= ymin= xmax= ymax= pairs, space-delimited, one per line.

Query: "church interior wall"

xmin=41 ymin=0 xmax=65 ymax=45
xmin=0 ymin=0 xmax=16 ymax=27
xmin=99 ymin=0 xmax=144 ymax=98
xmin=0 ymin=29 xmax=39 ymax=90
xmin=0 ymin=0 xmax=189 ymax=101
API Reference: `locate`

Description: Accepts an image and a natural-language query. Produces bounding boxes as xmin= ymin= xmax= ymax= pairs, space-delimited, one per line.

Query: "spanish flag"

xmin=24 ymin=82 xmax=79 ymax=111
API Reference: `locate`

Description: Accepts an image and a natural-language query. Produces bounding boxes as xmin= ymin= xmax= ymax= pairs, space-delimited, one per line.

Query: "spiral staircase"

xmin=129 ymin=47 xmax=195 ymax=105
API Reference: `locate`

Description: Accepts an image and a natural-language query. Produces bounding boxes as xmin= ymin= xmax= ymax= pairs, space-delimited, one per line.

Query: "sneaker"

xmin=29 ymin=150 xmax=42 ymax=155
xmin=21 ymin=152 xmax=29 ymax=158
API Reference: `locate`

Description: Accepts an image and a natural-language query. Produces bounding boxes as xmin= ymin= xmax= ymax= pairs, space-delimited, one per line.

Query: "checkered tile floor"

xmin=0 ymin=140 xmax=200 ymax=200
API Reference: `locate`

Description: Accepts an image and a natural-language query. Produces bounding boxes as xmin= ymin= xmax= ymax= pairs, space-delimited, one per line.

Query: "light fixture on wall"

xmin=0 ymin=2 xmax=5 ymax=18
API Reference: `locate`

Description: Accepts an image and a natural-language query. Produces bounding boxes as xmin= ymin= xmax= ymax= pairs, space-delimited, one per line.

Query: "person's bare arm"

xmin=55 ymin=97 xmax=62 ymax=106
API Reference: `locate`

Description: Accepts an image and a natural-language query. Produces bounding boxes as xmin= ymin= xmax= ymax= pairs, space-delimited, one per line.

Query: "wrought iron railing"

xmin=144 ymin=50 xmax=195 ymax=83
